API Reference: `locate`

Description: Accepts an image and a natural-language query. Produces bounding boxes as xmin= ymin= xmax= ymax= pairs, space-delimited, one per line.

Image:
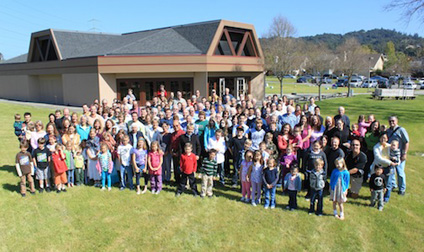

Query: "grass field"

xmin=0 ymin=96 xmax=423 ymax=251
xmin=265 ymin=76 xmax=374 ymax=95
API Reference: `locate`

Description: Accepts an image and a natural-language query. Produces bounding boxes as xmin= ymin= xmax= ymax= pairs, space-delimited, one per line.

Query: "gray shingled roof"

xmin=1 ymin=53 xmax=28 ymax=64
xmin=53 ymin=20 xmax=220 ymax=60
xmin=1 ymin=20 xmax=221 ymax=63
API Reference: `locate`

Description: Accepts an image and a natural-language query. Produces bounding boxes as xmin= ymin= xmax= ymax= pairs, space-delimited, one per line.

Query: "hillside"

xmin=300 ymin=28 xmax=424 ymax=57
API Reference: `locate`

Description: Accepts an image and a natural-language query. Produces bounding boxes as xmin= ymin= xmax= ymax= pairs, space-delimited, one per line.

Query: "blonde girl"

xmin=131 ymin=137 xmax=148 ymax=194
xmin=330 ymin=157 xmax=350 ymax=220
xmin=248 ymin=150 xmax=264 ymax=206
xmin=148 ymin=141 xmax=163 ymax=194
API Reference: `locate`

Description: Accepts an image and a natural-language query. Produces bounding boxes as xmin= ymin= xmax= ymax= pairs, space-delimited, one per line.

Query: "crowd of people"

xmin=13 ymin=86 xmax=410 ymax=220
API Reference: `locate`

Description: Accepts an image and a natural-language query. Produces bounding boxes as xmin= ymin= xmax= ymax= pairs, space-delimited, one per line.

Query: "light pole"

xmin=368 ymin=56 xmax=374 ymax=91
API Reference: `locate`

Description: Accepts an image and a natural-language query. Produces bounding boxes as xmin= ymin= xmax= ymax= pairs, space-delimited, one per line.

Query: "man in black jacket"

xmin=179 ymin=123 xmax=201 ymax=158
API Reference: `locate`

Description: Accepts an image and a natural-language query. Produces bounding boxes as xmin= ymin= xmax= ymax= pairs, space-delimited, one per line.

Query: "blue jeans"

xmin=218 ymin=163 xmax=225 ymax=184
xmin=309 ymin=189 xmax=323 ymax=214
xmin=384 ymin=167 xmax=395 ymax=201
xmin=264 ymin=186 xmax=276 ymax=208
xmin=102 ymin=171 xmax=111 ymax=188
xmin=395 ymin=161 xmax=406 ymax=193
xmin=120 ymin=165 xmax=134 ymax=189
xmin=67 ymin=169 xmax=74 ymax=184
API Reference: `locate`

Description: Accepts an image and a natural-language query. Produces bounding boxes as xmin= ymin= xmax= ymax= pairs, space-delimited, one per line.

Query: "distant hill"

xmin=300 ymin=28 xmax=424 ymax=57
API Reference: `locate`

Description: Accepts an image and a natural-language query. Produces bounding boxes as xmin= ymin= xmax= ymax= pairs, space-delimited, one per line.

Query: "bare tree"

xmin=263 ymin=15 xmax=300 ymax=97
xmin=304 ymin=43 xmax=336 ymax=100
xmin=335 ymin=38 xmax=368 ymax=97
xmin=385 ymin=0 xmax=424 ymax=23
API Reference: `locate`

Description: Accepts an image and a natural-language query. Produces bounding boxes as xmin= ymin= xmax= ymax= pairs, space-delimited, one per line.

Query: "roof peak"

xmin=123 ymin=19 xmax=222 ymax=35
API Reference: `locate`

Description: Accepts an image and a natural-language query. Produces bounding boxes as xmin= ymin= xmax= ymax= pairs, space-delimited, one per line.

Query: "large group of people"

xmin=13 ymin=86 xmax=409 ymax=220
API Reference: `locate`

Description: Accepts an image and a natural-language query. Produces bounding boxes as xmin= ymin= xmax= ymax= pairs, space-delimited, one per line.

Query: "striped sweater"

xmin=201 ymin=158 xmax=218 ymax=176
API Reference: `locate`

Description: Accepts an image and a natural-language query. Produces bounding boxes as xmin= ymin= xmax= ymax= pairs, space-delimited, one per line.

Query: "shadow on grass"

xmin=0 ymin=165 xmax=16 ymax=174
xmin=2 ymin=182 xmax=19 ymax=194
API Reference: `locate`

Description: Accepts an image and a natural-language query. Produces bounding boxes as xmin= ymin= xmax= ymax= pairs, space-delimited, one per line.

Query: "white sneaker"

xmin=264 ymin=206 xmax=269 ymax=209
xmin=136 ymin=190 xmax=141 ymax=195
xmin=101 ymin=187 xmax=106 ymax=191
xmin=152 ymin=190 xmax=156 ymax=194
xmin=155 ymin=190 xmax=160 ymax=194
xmin=252 ymin=202 xmax=257 ymax=206
xmin=108 ymin=187 xmax=112 ymax=191
xmin=271 ymin=206 xmax=275 ymax=209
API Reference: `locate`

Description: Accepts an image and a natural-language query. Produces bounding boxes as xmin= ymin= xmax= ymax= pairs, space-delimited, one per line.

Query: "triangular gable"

xmin=209 ymin=21 xmax=262 ymax=57
xmin=27 ymin=29 xmax=61 ymax=62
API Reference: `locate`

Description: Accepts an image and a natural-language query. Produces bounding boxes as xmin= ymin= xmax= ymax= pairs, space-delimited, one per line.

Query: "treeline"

xmin=300 ymin=28 xmax=424 ymax=57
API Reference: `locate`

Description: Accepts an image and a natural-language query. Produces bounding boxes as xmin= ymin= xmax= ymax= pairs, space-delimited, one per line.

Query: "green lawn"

xmin=265 ymin=76 xmax=374 ymax=95
xmin=0 ymin=97 xmax=423 ymax=251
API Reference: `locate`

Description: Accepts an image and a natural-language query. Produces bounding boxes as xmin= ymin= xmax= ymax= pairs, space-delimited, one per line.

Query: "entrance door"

xmin=236 ymin=77 xmax=246 ymax=99
xmin=219 ymin=78 xmax=226 ymax=96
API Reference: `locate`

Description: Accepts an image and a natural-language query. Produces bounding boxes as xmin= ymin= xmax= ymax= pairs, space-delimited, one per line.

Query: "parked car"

xmin=312 ymin=77 xmax=332 ymax=84
xmin=283 ymin=74 xmax=296 ymax=79
xmin=404 ymin=83 xmax=417 ymax=89
xmin=377 ymin=79 xmax=389 ymax=88
xmin=335 ymin=78 xmax=347 ymax=87
xmin=421 ymin=83 xmax=424 ymax=89
xmin=348 ymin=78 xmax=362 ymax=87
xmin=361 ymin=79 xmax=378 ymax=88
xmin=297 ymin=77 xmax=308 ymax=83
xmin=418 ymin=78 xmax=424 ymax=85
xmin=323 ymin=73 xmax=338 ymax=79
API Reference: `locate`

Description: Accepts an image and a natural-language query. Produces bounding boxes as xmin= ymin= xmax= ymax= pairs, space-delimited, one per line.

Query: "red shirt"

xmin=52 ymin=152 xmax=68 ymax=174
xmin=157 ymin=90 xmax=168 ymax=98
xmin=170 ymin=129 xmax=185 ymax=153
xmin=180 ymin=153 xmax=197 ymax=174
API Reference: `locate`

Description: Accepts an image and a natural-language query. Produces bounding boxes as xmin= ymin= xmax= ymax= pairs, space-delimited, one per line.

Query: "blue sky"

xmin=1 ymin=0 xmax=422 ymax=59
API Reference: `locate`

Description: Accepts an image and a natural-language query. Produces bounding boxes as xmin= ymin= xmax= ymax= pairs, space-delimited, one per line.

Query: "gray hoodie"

xmin=309 ymin=169 xmax=326 ymax=191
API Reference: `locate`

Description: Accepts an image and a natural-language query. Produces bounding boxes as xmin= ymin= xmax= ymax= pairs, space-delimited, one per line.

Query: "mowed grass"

xmin=265 ymin=76 xmax=374 ymax=95
xmin=0 ymin=96 xmax=423 ymax=251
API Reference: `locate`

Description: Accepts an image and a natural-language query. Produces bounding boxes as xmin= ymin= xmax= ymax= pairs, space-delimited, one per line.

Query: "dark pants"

xmin=232 ymin=157 xmax=240 ymax=185
xmin=162 ymin=153 xmax=172 ymax=182
xmin=135 ymin=172 xmax=149 ymax=186
xmin=177 ymin=172 xmax=198 ymax=195
xmin=217 ymin=163 xmax=225 ymax=184
xmin=172 ymin=155 xmax=181 ymax=184
xmin=365 ymin=150 xmax=374 ymax=181
xmin=224 ymin=150 xmax=232 ymax=178
xmin=304 ymin=171 xmax=311 ymax=198
xmin=288 ymin=189 xmax=298 ymax=209
xmin=75 ymin=168 xmax=84 ymax=185
xmin=309 ymin=189 xmax=323 ymax=214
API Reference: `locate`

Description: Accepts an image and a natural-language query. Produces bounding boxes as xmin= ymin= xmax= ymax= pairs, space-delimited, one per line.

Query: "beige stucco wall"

xmin=250 ymin=72 xmax=265 ymax=101
xmin=62 ymin=73 xmax=99 ymax=106
xmin=193 ymin=72 xmax=208 ymax=97
xmin=36 ymin=75 xmax=64 ymax=104
xmin=99 ymin=73 xmax=117 ymax=105
xmin=0 ymin=75 xmax=31 ymax=101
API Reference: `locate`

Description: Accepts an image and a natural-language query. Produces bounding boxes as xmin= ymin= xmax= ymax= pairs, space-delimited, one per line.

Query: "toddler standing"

xmin=64 ymin=142 xmax=75 ymax=187
xmin=74 ymin=146 xmax=85 ymax=186
xmin=263 ymin=158 xmax=279 ymax=209
xmin=369 ymin=166 xmax=386 ymax=211
xmin=283 ymin=164 xmax=302 ymax=211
